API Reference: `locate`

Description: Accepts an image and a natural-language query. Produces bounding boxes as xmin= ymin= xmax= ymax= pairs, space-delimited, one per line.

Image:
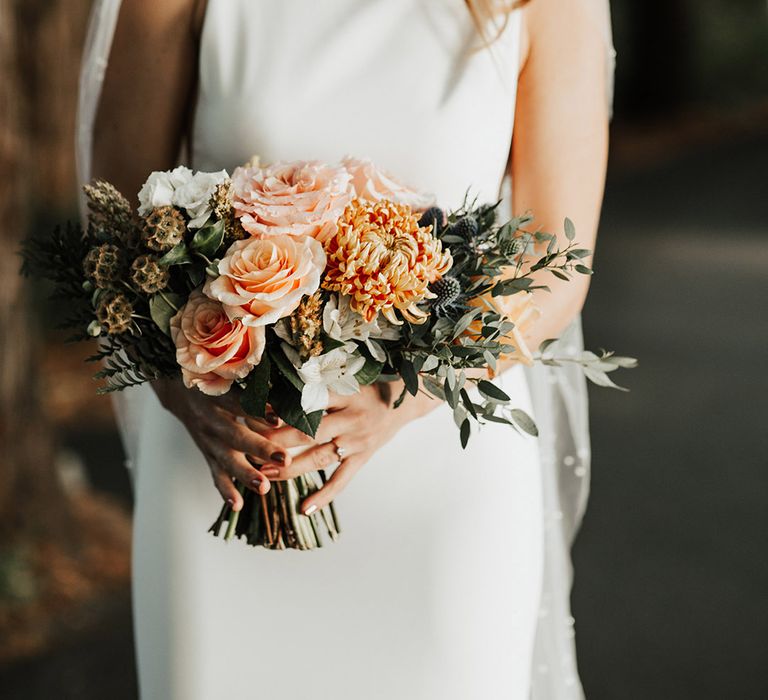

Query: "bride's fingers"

xmin=212 ymin=446 xmax=273 ymax=495
xmin=255 ymin=422 xmax=316 ymax=449
xmin=208 ymin=415 xmax=290 ymax=467
xmin=262 ymin=441 xmax=340 ymax=480
xmin=314 ymin=410 xmax=357 ymax=444
xmin=299 ymin=458 xmax=361 ymax=515
xmin=208 ymin=460 xmax=244 ymax=511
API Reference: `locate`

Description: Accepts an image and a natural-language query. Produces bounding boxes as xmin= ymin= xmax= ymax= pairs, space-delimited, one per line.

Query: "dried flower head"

xmin=287 ymin=291 xmax=324 ymax=361
xmin=322 ymin=199 xmax=452 ymax=324
xmin=95 ymin=291 xmax=134 ymax=335
xmin=142 ymin=206 xmax=186 ymax=252
xmin=83 ymin=243 xmax=124 ymax=288
xmin=84 ymin=180 xmax=132 ymax=229
xmin=130 ymin=255 xmax=170 ymax=294
xmin=211 ymin=180 xmax=247 ymax=243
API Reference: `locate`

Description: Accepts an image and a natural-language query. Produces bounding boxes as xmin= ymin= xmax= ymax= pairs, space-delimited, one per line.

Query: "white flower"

xmin=285 ymin=344 xmax=365 ymax=413
xmin=322 ymin=294 xmax=399 ymax=362
xmin=137 ymin=166 xmax=193 ymax=215
xmin=173 ymin=170 xmax=229 ymax=229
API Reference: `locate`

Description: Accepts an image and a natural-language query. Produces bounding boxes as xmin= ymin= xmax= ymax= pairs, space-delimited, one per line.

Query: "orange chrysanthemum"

xmin=322 ymin=199 xmax=452 ymax=324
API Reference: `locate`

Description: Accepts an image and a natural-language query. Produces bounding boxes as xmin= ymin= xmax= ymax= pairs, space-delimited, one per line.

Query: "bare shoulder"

xmin=519 ymin=0 xmax=610 ymax=71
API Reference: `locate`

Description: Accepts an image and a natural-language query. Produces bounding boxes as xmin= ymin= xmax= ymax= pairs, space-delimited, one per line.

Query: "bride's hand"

xmin=152 ymin=379 xmax=294 ymax=511
xmin=260 ymin=382 xmax=436 ymax=515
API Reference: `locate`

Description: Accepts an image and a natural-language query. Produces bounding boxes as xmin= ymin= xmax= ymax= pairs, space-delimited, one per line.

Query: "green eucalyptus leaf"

xmin=564 ymin=217 xmax=576 ymax=241
xmin=400 ymin=359 xmax=419 ymax=396
xmin=575 ymin=264 xmax=593 ymax=275
xmin=459 ymin=418 xmax=471 ymax=449
xmin=477 ymin=379 xmax=510 ymax=402
xmin=568 ymin=248 xmax=592 ymax=259
xmin=509 ymin=408 xmax=538 ymax=437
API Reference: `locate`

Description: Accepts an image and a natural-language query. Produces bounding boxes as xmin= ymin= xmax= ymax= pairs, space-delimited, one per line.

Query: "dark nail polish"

xmin=271 ymin=452 xmax=285 ymax=464
xmin=266 ymin=413 xmax=280 ymax=426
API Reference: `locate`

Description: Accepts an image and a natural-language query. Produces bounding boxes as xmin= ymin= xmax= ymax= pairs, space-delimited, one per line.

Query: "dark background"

xmin=1 ymin=1 xmax=767 ymax=698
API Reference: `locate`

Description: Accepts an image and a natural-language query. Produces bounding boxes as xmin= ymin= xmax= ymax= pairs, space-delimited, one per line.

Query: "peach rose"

xmin=204 ymin=234 xmax=326 ymax=327
xmin=232 ymin=160 xmax=353 ymax=239
xmin=342 ymin=156 xmax=435 ymax=210
xmin=170 ymin=290 xmax=266 ymax=396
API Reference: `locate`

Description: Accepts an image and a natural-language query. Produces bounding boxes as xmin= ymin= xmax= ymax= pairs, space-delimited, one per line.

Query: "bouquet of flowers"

xmin=22 ymin=156 xmax=635 ymax=550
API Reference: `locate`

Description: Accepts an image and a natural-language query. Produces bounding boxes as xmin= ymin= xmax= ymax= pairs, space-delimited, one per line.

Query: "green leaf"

xmin=422 ymin=375 xmax=446 ymax=401
xmin=564 ymin=217 xmax=576 ymax=241
xmin=567 ymin=248 xmax=592 ymax=259
xmin=268 ymin=346 xmax=304 ymax=392
xmin=320 ymin=333 xmax=346 ymax=353
xmin=355 ymin=356 xmax=384 ymax=385
xmin=158 ymin=241 xmax=192 ymax=267
xmin=477 ymin=379 xmax=510 ymax=402
xmin=538 ymin=338 xmax=558 ymax=354
xmin=185 ymin=265 xmax=206 ymax=288
xmin=268 ymin=372 xmax=322 ymax=437
xmin=509 ymin=408 xmax=538 ymax=437
xmin=190 ymin=220 xmax=225 ymax=259
xmin=459 ymin=418 xmax=471 ymax=449
xmin=460 ymin=388 xmax=478 ymax=420
xmin=240 ymin=354 xmax=271 ymax=418
xmin=400 ymin=359 xmax=419 ymax=396
xmin=149 ymin=292 xmax=184 ymax=336
xmin=392 ymin=383 xmax=409 ymax=409
xmin=575 ymin=264 xmax=593 ymax=275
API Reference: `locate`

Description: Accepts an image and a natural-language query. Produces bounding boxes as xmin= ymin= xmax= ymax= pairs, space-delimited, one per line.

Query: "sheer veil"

xmin=76 ymin=3 xmax=615 ymax=698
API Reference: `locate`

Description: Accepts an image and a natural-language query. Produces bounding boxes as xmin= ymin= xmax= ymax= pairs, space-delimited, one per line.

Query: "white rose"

xmin=323 ymin=294 xmax=399 ymax=362
xmin=284 ymin=344 xmax=365 ymax=413
xmin=137 ymin=166 xmax=193 ymax=215
xmin=173 ymin=170 xmax=229 ymax=229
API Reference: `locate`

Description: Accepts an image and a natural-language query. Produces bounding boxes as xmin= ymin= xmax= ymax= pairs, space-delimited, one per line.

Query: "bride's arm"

xmin=269 ymin=0 xmax=611 ymax=515
xmin=507 ymin=0 xmax=609 ymax=352
xmin=92 ymin=0 xmax=288 ymax=509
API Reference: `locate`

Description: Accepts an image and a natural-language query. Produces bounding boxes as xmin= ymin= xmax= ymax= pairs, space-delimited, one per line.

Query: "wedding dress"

xmin=77 ymin=2 xmax=615 ymax=698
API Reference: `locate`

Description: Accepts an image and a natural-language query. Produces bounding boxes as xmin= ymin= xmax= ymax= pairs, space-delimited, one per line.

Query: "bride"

xmin=78 ymin=0 xmax=613 ymax=698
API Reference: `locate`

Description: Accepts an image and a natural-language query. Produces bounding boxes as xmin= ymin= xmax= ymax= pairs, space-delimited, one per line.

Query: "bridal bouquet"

xmin=22 ymin=156 xmax=634 ymax=550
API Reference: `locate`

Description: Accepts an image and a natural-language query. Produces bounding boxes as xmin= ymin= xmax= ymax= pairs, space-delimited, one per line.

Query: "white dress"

xmin=127 ymin=2 xmax=544 ymax=699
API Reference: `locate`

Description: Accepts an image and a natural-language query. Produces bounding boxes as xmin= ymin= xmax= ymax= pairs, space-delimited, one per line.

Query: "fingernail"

xmin=270 ymin=452 xmax=285 ymax=464
xmin=227 ymin=498 xmax=234 ymax=506
xmin=251 ymin=478 xmax=262 ymax=487
xmin=303 ymin=504 xmax=318 ymax=516
xmin=262 ymin=468 xmax=279 ymax=478
xmin=266 ymin=413 xmax=280 ymax=426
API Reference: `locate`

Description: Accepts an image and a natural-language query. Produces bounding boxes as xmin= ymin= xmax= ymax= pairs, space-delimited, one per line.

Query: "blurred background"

xmin=1 ymin=1 xmax=766 ymax=698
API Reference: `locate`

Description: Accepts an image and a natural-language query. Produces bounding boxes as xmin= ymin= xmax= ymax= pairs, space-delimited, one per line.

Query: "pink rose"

xmin=232 ymin=160 xmax=353 ymax=239
xmin=204 ymin=234 xmax=326 ymax=326
xmin=170 ymin=290 xmax=266 ymax=396
xmin=342 ymin=156 xmax=435 ymax=210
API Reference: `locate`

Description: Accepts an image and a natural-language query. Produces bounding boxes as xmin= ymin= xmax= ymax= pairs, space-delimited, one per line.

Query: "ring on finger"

xmin=332 ymin=439 xmax=347 ymax=461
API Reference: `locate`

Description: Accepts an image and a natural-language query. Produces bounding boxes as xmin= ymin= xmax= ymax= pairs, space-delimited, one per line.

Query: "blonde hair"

xmin=464 ymin=0 xmax=529 ymax=44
